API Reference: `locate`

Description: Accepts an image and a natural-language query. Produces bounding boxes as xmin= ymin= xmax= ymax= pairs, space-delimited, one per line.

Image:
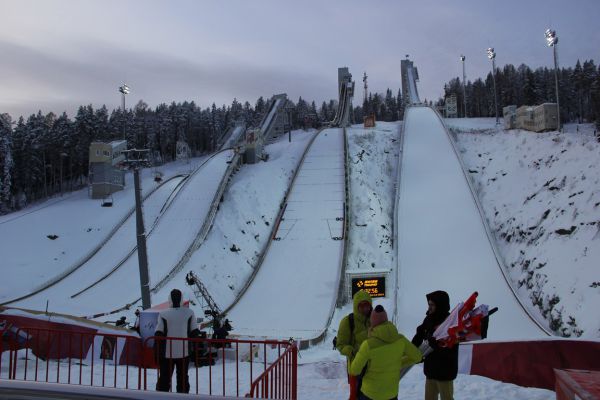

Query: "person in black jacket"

xmin=412 ymin=291 xmax=458 ymax=400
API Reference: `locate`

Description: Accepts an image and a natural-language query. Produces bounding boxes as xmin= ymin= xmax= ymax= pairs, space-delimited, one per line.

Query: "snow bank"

xmin=346 ymin=122 xmax=400 ymax=274
xmin=449 ymin=118 xmax=600 ymax=338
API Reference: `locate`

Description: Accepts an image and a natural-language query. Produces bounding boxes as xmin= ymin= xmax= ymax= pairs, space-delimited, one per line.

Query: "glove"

xmin=427 ymin=337 xmax=439 ymax=349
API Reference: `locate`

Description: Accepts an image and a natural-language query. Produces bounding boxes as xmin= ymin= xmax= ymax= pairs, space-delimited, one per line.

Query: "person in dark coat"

xmin=412 ymin=291 xmax=458 ymax=400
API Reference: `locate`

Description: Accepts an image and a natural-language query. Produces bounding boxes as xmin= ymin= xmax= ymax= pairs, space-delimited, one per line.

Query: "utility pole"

xmin=124 ymin=149 xmax=151 ymax=310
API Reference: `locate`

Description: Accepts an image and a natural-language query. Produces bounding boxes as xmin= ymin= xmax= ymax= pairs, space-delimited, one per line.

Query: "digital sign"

xmin=351 ymin=276 xmax=386 ymax=298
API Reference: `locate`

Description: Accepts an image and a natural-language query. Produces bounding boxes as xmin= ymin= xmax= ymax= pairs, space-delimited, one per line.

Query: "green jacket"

xmin=350 ymin=321 xmax=422 ymax=400
xmin=336 ymin=290 xmax=372 ymax=363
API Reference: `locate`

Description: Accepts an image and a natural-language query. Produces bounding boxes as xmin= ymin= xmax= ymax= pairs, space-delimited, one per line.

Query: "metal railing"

xmin=4 ymin=327 xmax=142 ymax=389
xmin=1 ymin=326 xmax=297 ymax=398
xmin=247 ymin=343 xmax=297 ymax=399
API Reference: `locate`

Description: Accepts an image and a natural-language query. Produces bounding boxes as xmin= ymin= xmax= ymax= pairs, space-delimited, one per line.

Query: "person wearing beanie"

xmin=155 ymin=288 xmax=200 ymax=393
xmin=350 ymin=305 xmax=422 ymax=400
xmin=336 ymin=290 xmax=373 ymax=399
xmin=411 ymin=290 xmax=458 ymax=400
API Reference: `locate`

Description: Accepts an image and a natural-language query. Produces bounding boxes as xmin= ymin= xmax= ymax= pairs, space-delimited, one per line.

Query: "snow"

xmin=346 ymin=122 xmax=400 ymax=274
xmin=447 ymin=118 xmax=600 ymax=338
xmin=8 ymin=151 xmax=233 ymax=317
xmin=0 ymin=115 xmax=566 ymax=397
xmin=0 ymin=157 xmax=206 ymax=303
xmin=227 ymin=128 xmax=345 ymax=339
xmin=260 ymin=98 xmax=282 ymax=136
xmin=222 ymin=125 xmax=245 ymax=149
xmin=407 ymin=66 xmax=420 ymax=104
xmin=395 ymin=107 xmax=545 ymax=339
xmin=152 ymin=130 xmax=317 ymax=320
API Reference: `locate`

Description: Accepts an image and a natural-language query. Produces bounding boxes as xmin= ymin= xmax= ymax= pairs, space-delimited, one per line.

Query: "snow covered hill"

xmin=448 ymin=118 xmax=600 ymax=338
xmin=346 ymin=121 xmax=400 ymax=274
xmin=0 ymin=158 xmax=205 ymax=303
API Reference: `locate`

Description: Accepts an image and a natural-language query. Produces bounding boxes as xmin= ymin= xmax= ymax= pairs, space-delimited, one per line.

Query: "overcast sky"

xmin=1 ymin=0 xmax=599 ymax=118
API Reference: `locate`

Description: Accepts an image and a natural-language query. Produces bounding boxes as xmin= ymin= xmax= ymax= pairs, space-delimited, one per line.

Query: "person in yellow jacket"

xmin=350 ymin=305 xmax=423 ymax=400
xmin=336 ymin=290 xmax=373 ymax=399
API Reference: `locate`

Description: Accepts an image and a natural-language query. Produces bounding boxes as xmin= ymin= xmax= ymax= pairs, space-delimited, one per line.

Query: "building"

xmin=89 ymin=141 xmax=127 ymax=199
xmin=515 ymin=103 xmax=558 ymax=132
xmin=503 ymin=105 xmax=517 ymax=129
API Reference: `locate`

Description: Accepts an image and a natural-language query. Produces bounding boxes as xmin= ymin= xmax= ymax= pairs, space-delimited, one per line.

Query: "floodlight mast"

xmin=460 ymin=55 xmax=467 ymax=117
xmin=119 ymin=84 xmax=130 ymax=139
xmin=545 ymin=29 xmax=561 ymax=132
xmin=486 ymin=48 xmax=499 ymax=125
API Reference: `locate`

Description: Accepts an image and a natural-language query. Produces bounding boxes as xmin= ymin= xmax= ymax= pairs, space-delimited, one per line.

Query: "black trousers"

xmin=156 ymin=357 xmax=190 ymax=393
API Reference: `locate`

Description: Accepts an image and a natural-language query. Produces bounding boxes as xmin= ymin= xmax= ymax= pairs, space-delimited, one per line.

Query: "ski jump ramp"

xmin=227 ymin=128 xmax=346 ymax=340
xmin=10 ymin=150 xmax=235 ymax=317
xmin=395 ymin=106 xmax=549 ymax=339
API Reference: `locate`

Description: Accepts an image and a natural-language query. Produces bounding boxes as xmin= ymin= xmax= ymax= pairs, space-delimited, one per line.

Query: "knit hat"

xmin=370 ymin=304 xmax=388 ymax=328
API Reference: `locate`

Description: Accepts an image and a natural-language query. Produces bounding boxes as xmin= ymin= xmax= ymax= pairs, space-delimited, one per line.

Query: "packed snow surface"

xmin=228 ymin=128 xmax=345 ymax=339
xmin=0 ymin=157 xmax=206 ymax=303
xmin=8 ymin=151 xmax=233 ymax=316
xmin=448 ymin=118 xmax=600 ymax=338
xmin=153 ymin=130 xmax=316 ymax=318
xmin=396 ymin=107 xmax=546 ymax=339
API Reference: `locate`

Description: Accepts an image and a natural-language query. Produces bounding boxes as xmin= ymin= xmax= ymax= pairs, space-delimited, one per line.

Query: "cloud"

xmin=0 ymin=39 xmax=332 ymax=118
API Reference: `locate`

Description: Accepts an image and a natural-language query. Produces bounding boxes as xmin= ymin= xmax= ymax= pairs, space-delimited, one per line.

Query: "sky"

xmin=1 ymin=0 xmax=599 ymax=119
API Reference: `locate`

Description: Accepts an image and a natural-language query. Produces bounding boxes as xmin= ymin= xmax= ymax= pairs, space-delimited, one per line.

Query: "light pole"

xmin=545 ymin=28 xmax=561 ymax=132
xmin=123 ymin=149 xmax=152 ymax=310
xmin=119 ymin=84 xmax=130 ymax=139
xmin=460 ymin=55 xmax=467 ymax=118
xmin=487 ymin=48 xmax=499 ymax=125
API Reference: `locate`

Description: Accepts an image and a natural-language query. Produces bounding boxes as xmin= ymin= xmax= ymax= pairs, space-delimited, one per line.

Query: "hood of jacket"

xmin=369 ymin=321 xmax=401 ymax=344
xmin=353 ymin=290 xmax=373 ymax=323
xmin=426 ymin=290 xmax=450 ymax=314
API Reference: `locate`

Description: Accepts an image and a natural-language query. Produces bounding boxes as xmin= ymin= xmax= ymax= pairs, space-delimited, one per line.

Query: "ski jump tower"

xmin=401 ymin=57 xmax=421 ymax=105
xmin=331 ymin=67 xmax=355 ymax=127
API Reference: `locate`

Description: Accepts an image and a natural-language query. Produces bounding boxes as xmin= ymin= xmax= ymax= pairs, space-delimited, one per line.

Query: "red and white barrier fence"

xmin=1 ymin=325 xmax=297 ymax=399
xmin=458 ymin=339 xmax=600 ymax=391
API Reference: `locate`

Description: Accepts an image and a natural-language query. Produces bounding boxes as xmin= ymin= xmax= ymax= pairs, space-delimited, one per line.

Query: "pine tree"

xmin=0 ymin=113 xmax=14 ymax=212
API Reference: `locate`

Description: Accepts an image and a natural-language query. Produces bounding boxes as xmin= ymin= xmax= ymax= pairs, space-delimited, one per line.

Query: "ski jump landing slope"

xmin=228 ymin=129 xmax=345 ymax=340
xmin=395 ymin=107 xmax=546 ymax=340
xmin=12 ymin=150 xmax=234 ymax=317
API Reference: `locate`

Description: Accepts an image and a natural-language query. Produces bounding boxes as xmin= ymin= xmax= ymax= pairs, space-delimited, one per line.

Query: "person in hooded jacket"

xmin=336 ymin=290 xmax=373 ymax=399
xmin=155 ymin=289 xmax=200 ymax=393
xmin=350 ymin=305 xmax=422 ymax=400
xmin=411 ymin=291 xmax=458 ymax=400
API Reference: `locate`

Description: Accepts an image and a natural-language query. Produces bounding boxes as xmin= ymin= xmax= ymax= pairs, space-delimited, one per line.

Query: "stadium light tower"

xmin=486 ymin=48 xmax=499 ymax=125
xmin=118 ymin=84 xmax=130 ymax=139
xmin=119 ymin=84 xmax=130 ymax=112
xmin=545 ymin=28 xmax=561 ymax=132
xmin=460 ymin=55 xmax=467 ymax=118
